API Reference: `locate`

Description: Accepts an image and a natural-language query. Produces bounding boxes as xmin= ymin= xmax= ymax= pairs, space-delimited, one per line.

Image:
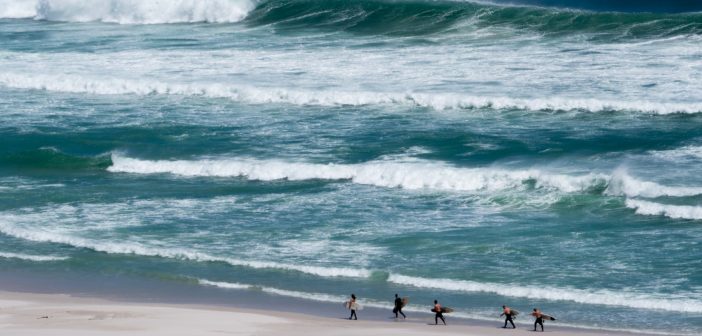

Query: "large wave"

xmin=244 ymin=0 xmax=702 ymax=38
xmin=0 ymin=0 xmax=255 ymax=24
xmin=1 ymin=0 xmax=700 ymax=38
xmin=1 ymin=72 xmax=699 ymax=114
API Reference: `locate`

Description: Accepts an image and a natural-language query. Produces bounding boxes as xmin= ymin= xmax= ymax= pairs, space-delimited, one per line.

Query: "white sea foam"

xmin=0 ymin=72 xmax=700 ymax=114
xmin=606 ymin=169 xmax=702 ymax=198
xmin=108 ymin=154 xmax=606 ymax=194
xmin=625 ymin=199 xmax=702 ymax=220
xmin=0 ymin=219 xmax=371 ymax=278
xmin=0 ymin=252 xmax=69 ymax=262
xmin=388 ymin=274 xmax=702 ymax=313
xmin=0 ymin=0 xmax=255 ymax=24
xmin=0 ymin=0 xmax=36 ymax=18
xmin=650 ymin=146 xmax=702 ymax=161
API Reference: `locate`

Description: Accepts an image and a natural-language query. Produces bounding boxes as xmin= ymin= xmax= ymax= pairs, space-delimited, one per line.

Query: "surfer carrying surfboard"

xmin=393 ymin=294 xmax=406 ymax=319
xmin=500 ymin=305 xmax=516 ymax=329
xmin=532 ymin=308 xmax=544 ymax=331
xmin=347 ymin=294 xmax=358 ymax=320
xmin=432 ymin=300 xmax=446 ymax=325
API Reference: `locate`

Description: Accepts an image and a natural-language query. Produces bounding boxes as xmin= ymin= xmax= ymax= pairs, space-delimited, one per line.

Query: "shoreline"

xmin=0 ymin=270 xmax=654 ymax=336
xmin=0 ymin=289 xmax=638 ymax=336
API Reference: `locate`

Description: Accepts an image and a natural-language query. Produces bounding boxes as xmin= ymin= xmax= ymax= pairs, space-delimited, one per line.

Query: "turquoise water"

xmin=1 ymin=0 xmax=701 ymax=334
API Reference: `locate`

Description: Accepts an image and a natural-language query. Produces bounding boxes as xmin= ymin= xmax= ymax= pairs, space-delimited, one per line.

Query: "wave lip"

xmin=625 ymin=199 xmax=702 ymax=220
xmin=0 ymin=0 xmax=255 ymax=24
xmin=1 ymin=72 xmax=700 ymax=114
xmin=0 ymin=251 xmax=68 ymax=262
xmin=606 ymin=169 xmax=702 ymax=198
xmin=388 ymin=274 xmax=702 ymax=313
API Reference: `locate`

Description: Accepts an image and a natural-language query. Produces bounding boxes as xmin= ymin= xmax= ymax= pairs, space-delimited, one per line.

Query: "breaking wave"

xmin=108 ymin=154 xmax=607 ymax=193
xmin=625 ymin=199 xmax=702 ymax=220
xmin=1 ymin=72 xmax=699 ymax=114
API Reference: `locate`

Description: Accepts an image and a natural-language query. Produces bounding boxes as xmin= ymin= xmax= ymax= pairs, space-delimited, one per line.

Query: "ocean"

xmin=0 ymin=0 xmax=701 ymax=334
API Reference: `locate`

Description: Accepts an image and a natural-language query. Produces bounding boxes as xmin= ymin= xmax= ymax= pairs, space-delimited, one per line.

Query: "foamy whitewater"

xmin=1 ymin=0 xmax=701 ymax=334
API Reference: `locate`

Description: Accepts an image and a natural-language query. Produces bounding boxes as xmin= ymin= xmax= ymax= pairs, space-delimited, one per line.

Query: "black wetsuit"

xmin=534 ymin=316 xmax=544 ymax=331
xmin=434 ymin=306 xmax=446 ymax=325
xmin=503 ymin=310 xmax=516 ymax=328
xmin=393 ymin=298 xmax=406 ymax=318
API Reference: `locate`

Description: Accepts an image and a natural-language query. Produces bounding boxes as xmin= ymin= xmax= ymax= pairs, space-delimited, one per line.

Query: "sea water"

xmin=0 ymin=0 xmax=701 ymax=334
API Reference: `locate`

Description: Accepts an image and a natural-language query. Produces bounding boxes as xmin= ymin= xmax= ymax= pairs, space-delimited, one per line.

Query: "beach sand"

xmin=0 ymin=290 xmax=629 ymax=336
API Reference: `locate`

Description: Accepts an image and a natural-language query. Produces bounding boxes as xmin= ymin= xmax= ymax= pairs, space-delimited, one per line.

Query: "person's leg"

xmin=509 ymin=317 xmax=516 ymax=328
xmin=534 ymin=320 xmax=538 ymax=331
xmin=435 ymin=313 xmax=439 ymax=325
xmin=540 ymin=320 xmax=544 ymax=331
xmin=503 ymin=317 xmax=508 ymax=328
xmin=440 ymin=313 xmax=446 ymax=325
xmin=399 ymin=308 xmax=406 ymax=318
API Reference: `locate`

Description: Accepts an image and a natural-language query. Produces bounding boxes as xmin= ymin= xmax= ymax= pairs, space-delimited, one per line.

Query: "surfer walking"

xmin=433 ymin=300 xmax=446 ymax=325
xmin=500 ymin=305 xmax=516 ymax=329
xmin=348 ymin=294 xmax=358 ymax=320
xmin=532 ymin=308 xmax=544 ymax=332
xmin=393 ymin=294 xmax=406 ymax=319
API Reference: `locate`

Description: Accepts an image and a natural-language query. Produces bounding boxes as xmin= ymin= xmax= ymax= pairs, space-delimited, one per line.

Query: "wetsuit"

xmin=533 ymin=313 xmax=544 ymax=331
xmin=502 ymin=308 xmax=516 ymax=328
xmin=393 ymin=297 xmax=406 ymax=318
xmin=434 ymin=304 xmax=446 ymax=325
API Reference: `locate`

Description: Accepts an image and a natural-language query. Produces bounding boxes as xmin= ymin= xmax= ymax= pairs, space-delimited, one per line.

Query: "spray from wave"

xmin=0 ymin=0 xmax=255 ymax=24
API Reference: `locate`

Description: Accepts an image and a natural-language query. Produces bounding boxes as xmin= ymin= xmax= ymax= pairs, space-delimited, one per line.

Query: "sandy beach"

xmin=0 ymin=290 xmax=632 ymax=336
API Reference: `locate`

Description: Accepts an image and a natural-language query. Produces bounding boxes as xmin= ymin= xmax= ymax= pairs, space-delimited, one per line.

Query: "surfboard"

xmin=401 ymin=297 xmax=409 ymax=308
xmin=345 ymin=301 xmax=362 ymax=310
xmin=431 ymin=307 xmax=454 ymax=313
xmin=532 ymin=312 xmax=556 ymax=321
xmin=510 ymin=309 xmax=520 ymax=317
xmin=541 ymin=313 xmax=556 ymax=321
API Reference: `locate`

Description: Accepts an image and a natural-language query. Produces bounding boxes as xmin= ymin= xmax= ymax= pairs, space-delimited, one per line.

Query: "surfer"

xmin=433 ymin=300 xmax=446 ymax=325
xmin=348 ymin=294 xmax=358 ymax=320
xmin=532 ymin=308 xmax=544 ymax=332
xmin=500 ymin=305 xmax=516 ymax=329
xmin=393 ymin=294 xmax=406 ymax=319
